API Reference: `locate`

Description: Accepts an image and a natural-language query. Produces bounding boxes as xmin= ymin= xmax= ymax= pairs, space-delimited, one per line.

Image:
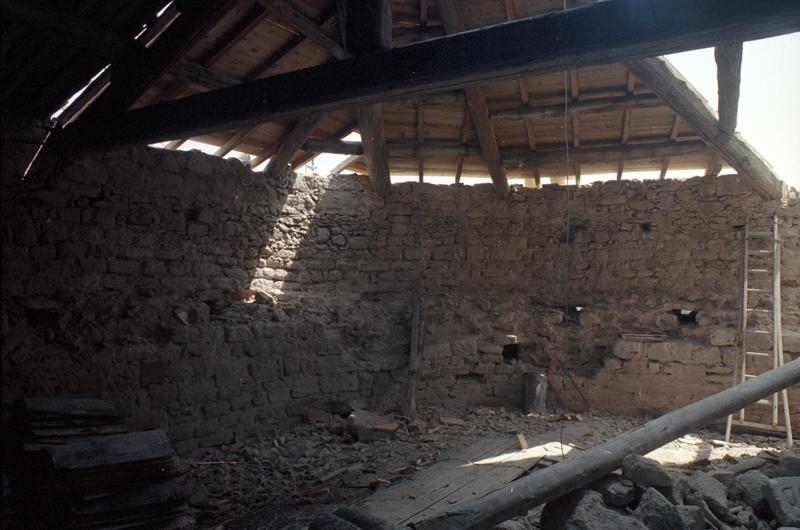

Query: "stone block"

xmin=613 ymin=340 xmax=644 ymax=360
xmin=765 ymin=477 xmax=800 ymax=527
xmin=709 ymin=327 xmax=737 ymax=347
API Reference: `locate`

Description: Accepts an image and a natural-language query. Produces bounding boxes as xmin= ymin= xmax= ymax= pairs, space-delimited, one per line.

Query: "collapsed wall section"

xmin=2 ymin=145 xmax=798 ymax=452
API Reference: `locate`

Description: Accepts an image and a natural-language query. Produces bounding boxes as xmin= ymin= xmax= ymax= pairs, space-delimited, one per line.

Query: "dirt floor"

xmin=184 ymin=406 xmax=784 ymax=529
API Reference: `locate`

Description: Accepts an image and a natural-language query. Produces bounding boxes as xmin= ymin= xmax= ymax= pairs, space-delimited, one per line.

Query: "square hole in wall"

xmin=502 ymin=343 xmax=521 ymax=363
xmin=671 ymin=309 xmax=698 ymax=325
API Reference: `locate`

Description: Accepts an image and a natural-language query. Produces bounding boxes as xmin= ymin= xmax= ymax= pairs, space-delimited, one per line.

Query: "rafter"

xmin=257 ymin=0 xmax=347 ymax=59
xmin=628 ymin=56 xmax=784 ymax=198
xmin=67 ymin=0 xmax=800 ymax=154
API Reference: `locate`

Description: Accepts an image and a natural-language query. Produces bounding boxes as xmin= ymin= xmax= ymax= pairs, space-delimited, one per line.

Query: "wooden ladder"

xmin=725 ymin=215 xmax=793 ymax=447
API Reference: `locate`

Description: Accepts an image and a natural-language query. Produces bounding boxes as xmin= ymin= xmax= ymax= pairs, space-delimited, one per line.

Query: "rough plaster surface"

xmin=1 ymin=146 xmax=798 ymax=452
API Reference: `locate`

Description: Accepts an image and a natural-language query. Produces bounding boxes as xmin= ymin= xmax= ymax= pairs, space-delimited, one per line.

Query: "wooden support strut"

xmin=65 ymin=0 xmax=800 ymax=152
xmin=439 ymin=0 xmax=509 ymax=196
xmin=341 ymin=0 xmax=393 ymax=196
xmin=265 ymin=113 xmax=322 ymax=177
xmin=707 ymin=42 xmax=743 ymax=176
xmin=257 ymin=0 xmax=347 ymax=59
xmin=413 ymin=358 xmax=800 ymax=529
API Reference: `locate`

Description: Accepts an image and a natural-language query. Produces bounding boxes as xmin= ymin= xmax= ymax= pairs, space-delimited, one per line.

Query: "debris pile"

xmin=539 ymin=451 xmax=800 ymax=530
xmin=3 ymin=398 xmax=192 ymax=529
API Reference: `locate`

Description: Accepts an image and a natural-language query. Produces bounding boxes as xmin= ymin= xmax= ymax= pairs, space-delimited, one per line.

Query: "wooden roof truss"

xmin=14 ymin=0 xmax=796 ymax=199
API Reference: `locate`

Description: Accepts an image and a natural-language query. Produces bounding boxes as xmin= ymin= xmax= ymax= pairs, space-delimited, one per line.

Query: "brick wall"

xmin=2 ymin=146 xmax=797 ymax=451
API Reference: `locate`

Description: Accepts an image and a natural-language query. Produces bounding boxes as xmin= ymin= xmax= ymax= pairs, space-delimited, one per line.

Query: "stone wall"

xmin=2 ymin=145 xmax=798 ymax=452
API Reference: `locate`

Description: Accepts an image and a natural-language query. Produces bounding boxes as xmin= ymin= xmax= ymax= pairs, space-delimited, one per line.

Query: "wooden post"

xmin=414 ymin=358 xmax=800 ymax=529
xmin=341 ymin=0 xmax=393 ymax=196
xmin=401 ymin=288 xmax=422 ymax=418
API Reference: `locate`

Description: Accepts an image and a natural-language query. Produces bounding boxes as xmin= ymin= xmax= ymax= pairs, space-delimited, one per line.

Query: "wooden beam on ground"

xmin=413 ymin=359 xmax=800 ymax=529
xmin=439 ymin=0 xmax=508 ymax=196
xmin=258 ymin=0 xmax=347 ymax=59
xmin=628 ymin=56 xmax=784 ymax=199
xmin=708 ymin=42 xmax=744 ymax=176
xmin=0 ymin=0 xmax=142 ymax=61
xmin=340 ymin=0 xmax=393 ymax=196
xmin=68 ymin=0 xmax=800 ymax=150
xmin=492 ymin=94 xmax=661 ymax=121
xmin=265 ymin=113 xmax=322 ymax=177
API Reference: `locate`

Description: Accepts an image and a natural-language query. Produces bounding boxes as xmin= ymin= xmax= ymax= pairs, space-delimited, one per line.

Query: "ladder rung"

xmin=748 ymin=269 xmax=770 ymax=273
xmin=748 ymin=250 xmax=771 ymax=254
xmin=746 ymin=308 xmax=771 ymax=313
xmin=746 ymin=289 xmax=771 ymax=293
xmin=744 ymin=374 xmax=759 ymax=379
xmin=748 ymin=231 xmax=773 ymax=238
xmin=731 ymin=419 xmax=787 ymax=434
xmin=744 ymin=329 xmax=770 ymax=334
xmin=746 ymin=351 xmax=771 ymax=357
xmin=754 ymin=399 xmax=773 ymax=406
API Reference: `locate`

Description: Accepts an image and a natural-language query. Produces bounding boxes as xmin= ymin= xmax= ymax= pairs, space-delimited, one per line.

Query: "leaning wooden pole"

xmin=414 ymin=358 xmax=800 ymax=530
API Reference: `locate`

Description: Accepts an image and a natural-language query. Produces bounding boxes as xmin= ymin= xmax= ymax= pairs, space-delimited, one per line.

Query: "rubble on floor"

xmin=175 ymin=405 xmax=782 ymax=529
xmin=535 ymin=450 xmax=800 ymax=530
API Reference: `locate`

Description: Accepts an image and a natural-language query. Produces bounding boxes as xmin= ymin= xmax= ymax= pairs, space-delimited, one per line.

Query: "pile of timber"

xmin=4 ymin=398 xmax=193 ymax=529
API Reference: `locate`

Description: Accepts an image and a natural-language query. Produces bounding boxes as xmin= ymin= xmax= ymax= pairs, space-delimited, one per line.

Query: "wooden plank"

xmin=628 ymin=56 xmax=784 ymax=198
xmin=439 ymin=0 xmax=508 ymax=195
xmin=492 ymin=94 xmax=661 ymax=121
xmin=360 ymin=437 xmax=515 ymax=524
xmin=258 ymin=0 xmax=347 ymax=59
xmin=70 ymin=0 xmax=800 ymax=149
xmin=265 ymin=113 xmax=322 ymax=177
xmin=42 ymin=430 xmax=175 ymax=471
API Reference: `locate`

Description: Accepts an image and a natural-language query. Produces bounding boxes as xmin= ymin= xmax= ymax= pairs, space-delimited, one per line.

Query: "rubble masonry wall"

xmin=2 ymin=146 xmax=798 ymax=452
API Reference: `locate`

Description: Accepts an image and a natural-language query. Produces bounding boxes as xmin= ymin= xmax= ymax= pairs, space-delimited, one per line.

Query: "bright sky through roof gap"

xmin=666 ymin=34 xmax=800 ymax=190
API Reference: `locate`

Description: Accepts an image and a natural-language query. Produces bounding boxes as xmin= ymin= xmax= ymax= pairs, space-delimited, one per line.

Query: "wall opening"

xmin=672 ymin=309 xmax=698 ymax=325
xmin=502 ymin=343 xmax=521 ymax=363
